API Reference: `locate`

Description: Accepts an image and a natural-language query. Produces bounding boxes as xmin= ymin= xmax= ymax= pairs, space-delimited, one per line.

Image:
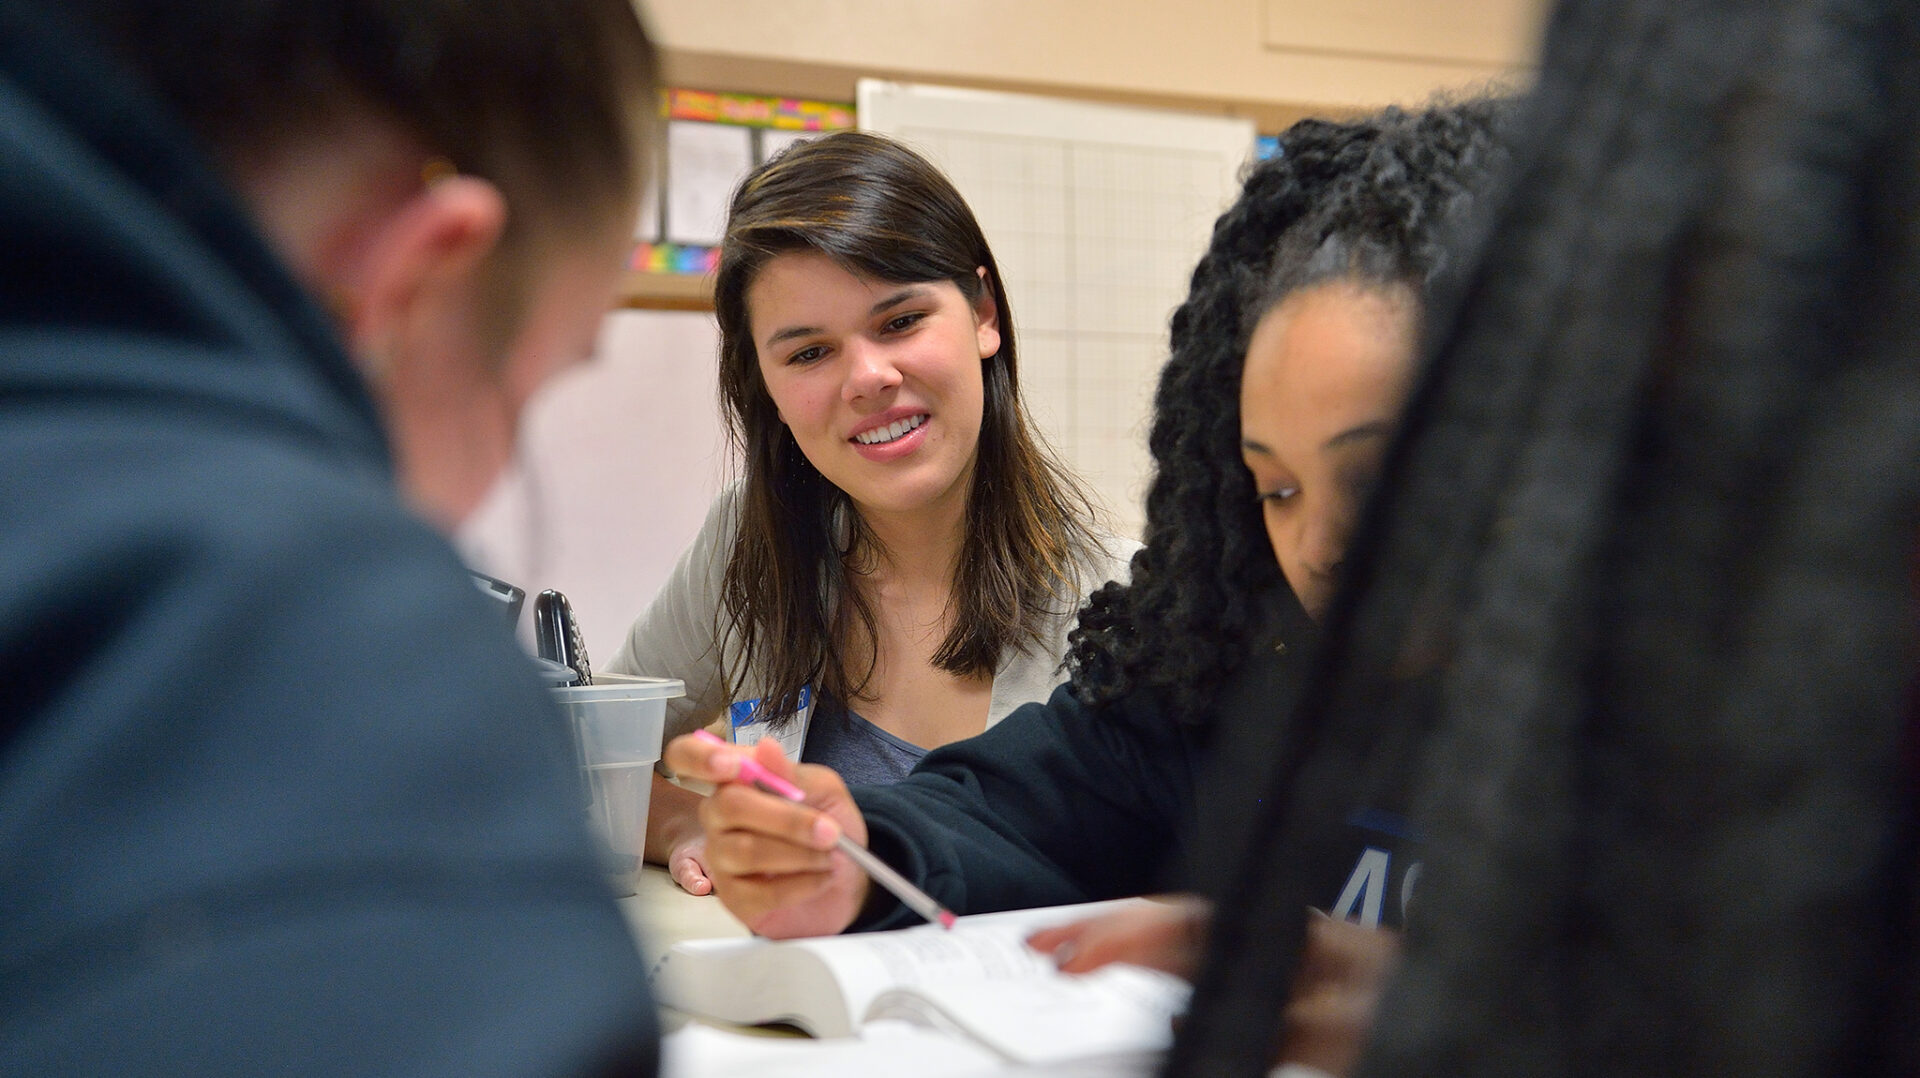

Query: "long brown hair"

xmin=714 ymin=131 xmax=1103 ymax=723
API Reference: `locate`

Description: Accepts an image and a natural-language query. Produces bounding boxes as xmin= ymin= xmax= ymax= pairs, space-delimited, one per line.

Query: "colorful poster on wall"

xmin=632 ymin=90 xmax=856 ymax=278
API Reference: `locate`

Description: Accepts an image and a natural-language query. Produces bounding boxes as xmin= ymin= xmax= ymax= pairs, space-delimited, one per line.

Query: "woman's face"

xmin=748 ymin=251 xmax=998 ymax=523
xmin=1240 ymin=280 xmax=1418 ymax=621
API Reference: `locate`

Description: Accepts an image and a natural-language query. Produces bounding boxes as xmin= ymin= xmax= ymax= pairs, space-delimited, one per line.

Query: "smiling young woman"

xmin=605 ymin=131 xmax=1131 ymax=895
xmin=744 ymin=251 xmax=994 ymax=528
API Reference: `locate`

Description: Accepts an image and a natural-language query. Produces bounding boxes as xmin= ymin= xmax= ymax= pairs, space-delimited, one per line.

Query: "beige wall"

xmin=467 ymin=2 xmax=1555 ymax=651
xmin=646 ymin=0 xmax=1549 ymax=128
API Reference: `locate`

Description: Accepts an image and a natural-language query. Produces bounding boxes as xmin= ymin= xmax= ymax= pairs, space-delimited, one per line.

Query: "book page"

xmin=794 ymin=900 xmax=1153 ymax=1030
xmin=864 ymin=963 xmax=1189 ymax=1066
xmin=662 ymin=1020 xmax=1004 ymax=1078
xmin=652 ymin=899 xmax=1148 ymax=1038
xmin=654 ymin=936 xmax=863 ymax=1036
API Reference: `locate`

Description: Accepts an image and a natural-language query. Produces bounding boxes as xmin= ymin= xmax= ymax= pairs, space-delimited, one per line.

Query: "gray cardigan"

xmin=606 ymin=482 xmax=1136 ymax=758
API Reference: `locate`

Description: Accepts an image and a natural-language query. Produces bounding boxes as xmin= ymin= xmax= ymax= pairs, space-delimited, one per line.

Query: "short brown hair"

xmin=67 ymin=0 xmax=658 ymax=333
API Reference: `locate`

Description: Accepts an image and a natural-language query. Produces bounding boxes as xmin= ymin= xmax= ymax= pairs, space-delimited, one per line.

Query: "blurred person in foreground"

xmin=0 ymin=1 xmax=665 ymax=1073
xmin=1166 ymin=0 xmax=1920 ymax=1075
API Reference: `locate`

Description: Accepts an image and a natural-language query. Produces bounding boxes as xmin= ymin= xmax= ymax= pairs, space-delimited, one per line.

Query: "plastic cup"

xmin=549 ymin=674 xmax=684 ymax=896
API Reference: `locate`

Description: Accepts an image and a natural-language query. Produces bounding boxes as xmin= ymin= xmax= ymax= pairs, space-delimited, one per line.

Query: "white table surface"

xmin=619 ymin=865 xmax=749 ymax=969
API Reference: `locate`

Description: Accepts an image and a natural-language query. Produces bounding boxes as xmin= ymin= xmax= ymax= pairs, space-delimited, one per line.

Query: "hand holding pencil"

xmin=663 ymin=730 xmax=941 ymax=938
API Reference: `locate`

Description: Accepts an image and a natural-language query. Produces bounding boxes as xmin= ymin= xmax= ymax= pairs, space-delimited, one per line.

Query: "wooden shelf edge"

xmin=620 ymin=269 xmax=714 ymax=311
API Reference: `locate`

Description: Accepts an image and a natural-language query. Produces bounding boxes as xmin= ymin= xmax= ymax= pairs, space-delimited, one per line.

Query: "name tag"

xmin=729 ymin=685 xmax=812 ymax=759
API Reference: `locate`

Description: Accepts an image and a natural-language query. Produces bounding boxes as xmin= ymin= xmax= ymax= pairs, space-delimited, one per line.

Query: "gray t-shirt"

xmin=800 ymin=700 xmax=926 ymax=785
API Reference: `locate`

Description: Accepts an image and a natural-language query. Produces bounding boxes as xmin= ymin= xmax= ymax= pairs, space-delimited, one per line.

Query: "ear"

xmin=971 ymin=265 xmax=1001 ymax=360
xmin=338 ymin=175 xmax=508 ymax=374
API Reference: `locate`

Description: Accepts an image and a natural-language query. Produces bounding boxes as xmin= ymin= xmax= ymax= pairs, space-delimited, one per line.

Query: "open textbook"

xmin=650 ymin=898 xmax=1190 ymax=1068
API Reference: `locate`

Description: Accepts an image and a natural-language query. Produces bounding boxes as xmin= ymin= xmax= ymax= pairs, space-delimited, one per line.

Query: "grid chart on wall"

xmin=860 ymin=81 xmax=1254 ymax=540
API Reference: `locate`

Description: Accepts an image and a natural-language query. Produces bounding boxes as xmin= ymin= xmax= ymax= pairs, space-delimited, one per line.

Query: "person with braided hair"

xmin=664 ymin=93 xmax=1509 ymax=996
xmin=1161 ymin=0 xmax=1920 ymax=1074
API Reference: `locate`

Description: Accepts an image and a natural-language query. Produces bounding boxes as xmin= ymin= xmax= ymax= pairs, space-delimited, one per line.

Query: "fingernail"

xmin=812 ymin=816 xmax=840 ymax=848
xmin=1051 ymin=941 xmax=1078 ymax=968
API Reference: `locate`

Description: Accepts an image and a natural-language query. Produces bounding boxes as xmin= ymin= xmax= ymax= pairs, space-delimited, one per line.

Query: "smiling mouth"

xmin=852 ymin=414 xmax=928 ymax=446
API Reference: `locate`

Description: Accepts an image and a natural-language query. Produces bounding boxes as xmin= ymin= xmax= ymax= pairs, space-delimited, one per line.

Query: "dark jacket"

xmin=0 ymin=7 xmax=655 ymax=1074
xmin=852 ymin=589 xmax=1423 ymax=932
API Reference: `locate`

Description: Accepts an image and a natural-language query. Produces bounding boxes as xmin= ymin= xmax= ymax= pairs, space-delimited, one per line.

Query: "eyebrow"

xmin=1241 ymin=420 xmax=1395 ymax=457
xmin=1322 ymin=420 xmax=1395 ymax=452
xmin=763 ymin=286 xmax=932 ymax=347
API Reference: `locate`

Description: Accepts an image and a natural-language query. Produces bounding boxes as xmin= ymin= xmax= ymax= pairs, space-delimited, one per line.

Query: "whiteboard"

xmin=859 ymin=80 xmax=1254 ymax=539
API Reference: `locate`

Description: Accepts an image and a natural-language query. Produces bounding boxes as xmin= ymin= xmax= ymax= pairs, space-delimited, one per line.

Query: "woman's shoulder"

xmin=703 ymin=478 xmax=747 ymax=533
xmin=657 ymin=478 xmax=749 ymax=568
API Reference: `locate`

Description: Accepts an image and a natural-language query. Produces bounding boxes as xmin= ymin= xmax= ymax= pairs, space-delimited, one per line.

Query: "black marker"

xmin=533 ymin=589 xmax=593 ymax=686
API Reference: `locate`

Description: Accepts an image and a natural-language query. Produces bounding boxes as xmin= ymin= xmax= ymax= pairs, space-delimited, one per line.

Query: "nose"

xmin=842 ymin=338 xmax=903 ymax=403
xmin=1297 ymin=503 xmax=1351 ymax=590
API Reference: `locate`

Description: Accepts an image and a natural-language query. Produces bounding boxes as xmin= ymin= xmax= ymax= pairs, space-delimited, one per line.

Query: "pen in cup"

xmin=533 ymin=589 xmax=593 ymax=686
xmin=690 ymin=729 xmax=956 ymax=930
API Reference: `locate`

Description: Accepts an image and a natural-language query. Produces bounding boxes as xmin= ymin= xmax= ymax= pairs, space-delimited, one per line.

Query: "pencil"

xmin=690 ymin=729 xmax=957 ymax=929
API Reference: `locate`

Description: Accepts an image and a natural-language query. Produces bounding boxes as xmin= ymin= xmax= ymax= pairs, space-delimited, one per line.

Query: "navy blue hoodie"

xmin=0 ymin=6 xmax=656 ymax=1074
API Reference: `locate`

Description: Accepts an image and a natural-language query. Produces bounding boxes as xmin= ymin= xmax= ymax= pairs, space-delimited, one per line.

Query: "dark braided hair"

xmin=1171 ymin=0 xmax=1920 ymax=1073
xmin=1065 ymin=100 xmax=1510 ymax=725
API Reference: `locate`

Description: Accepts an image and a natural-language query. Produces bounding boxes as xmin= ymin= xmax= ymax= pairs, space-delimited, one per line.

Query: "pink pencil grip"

xmin=690 ymin=728 xmax=806 ymax=801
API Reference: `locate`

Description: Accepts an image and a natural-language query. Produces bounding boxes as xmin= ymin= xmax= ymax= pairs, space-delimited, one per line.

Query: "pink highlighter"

xmin=690 ymin=729 xmax=957 ymax=930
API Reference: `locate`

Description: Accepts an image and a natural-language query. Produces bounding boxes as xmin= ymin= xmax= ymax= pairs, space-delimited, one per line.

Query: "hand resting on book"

xmin=1027 ymin=894 xmax=1212 ymax=977
xmin=662 ymin=732 xmax=872 ymax=937
xmin=1028 ymin=897 xmax=1402 ymax=1077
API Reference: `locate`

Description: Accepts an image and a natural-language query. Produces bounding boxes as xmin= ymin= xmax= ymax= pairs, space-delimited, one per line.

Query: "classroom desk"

xmin=619 ymin=865 xmax=820 ymax=1062
xmin=618 ymin=865 xmax=748 ymax=970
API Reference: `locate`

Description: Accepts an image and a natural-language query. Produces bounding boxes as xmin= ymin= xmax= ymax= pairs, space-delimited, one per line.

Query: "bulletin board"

xmin=631 ymin=89 xmax=856 ymax=281
xmin=858 ymin=80 xmax=1255 ymax=539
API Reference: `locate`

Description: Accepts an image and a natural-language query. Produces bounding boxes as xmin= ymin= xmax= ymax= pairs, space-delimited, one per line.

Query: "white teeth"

xmin=854 ymin=414 xmax=927 ymax=446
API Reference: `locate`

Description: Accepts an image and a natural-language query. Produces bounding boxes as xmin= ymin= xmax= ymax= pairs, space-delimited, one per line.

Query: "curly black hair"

xmin=1065 ymin=99 xmax=1511 ymax=725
